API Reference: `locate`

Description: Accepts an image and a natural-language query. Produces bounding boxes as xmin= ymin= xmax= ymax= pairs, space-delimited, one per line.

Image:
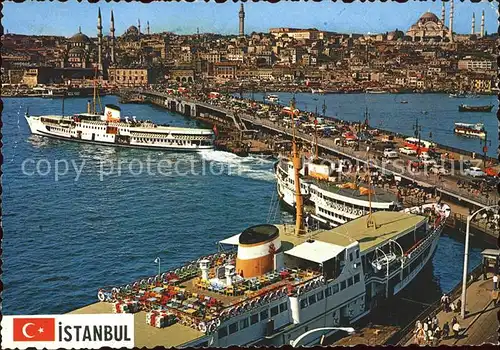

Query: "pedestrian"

xmin=494 ymin=274 xmax=499 ymax=291
xmin=423 ymin=319 xmax=429 ymax=333
xmin=432 ymin=315 xmax=438 ymax=330
xmin=452 ymin=321 xmax=461 ymax=339
xmin=433 ymin=326 xmax=441 ymax=345
xmin=456 ymin=299 xmax=461 ymax=313
xmin=482 ymin=263 xmax=488 ymax=280
xmin=442 ymin=322 xmax=450 ymax=339
xmin=451 ymin=315 xmax=457 ymax=327
xmin=450 ymin=301 xmax=456 ymax=312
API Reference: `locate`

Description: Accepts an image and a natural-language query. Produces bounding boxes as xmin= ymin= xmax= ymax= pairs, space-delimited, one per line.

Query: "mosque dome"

xmin=419 ymin=12 xmax=439 ymax=24
xmin=126 ymin=25 xmax=139 ymax=35
xmin=70 ymin=31 xmax=91 ymax=43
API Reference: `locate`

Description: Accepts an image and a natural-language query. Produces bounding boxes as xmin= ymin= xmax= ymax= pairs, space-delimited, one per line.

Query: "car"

xmin=464 ymin=166 xmax=486 ymax=178
xmin=399 ymin=147 xmax=417 ymax=156
xmin=384 ymin=148 xmax=398 ymax=159
xmin=430 ymin=165 xmax=450 ymax=175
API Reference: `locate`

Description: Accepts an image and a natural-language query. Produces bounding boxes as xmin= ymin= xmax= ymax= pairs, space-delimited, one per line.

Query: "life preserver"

xmin=319 ymin=276 xmax=325 ymax=284
xmin=305 ymin=282 xmax=312 ymax=291
xmin=125 ymin=284 xmax=131 ymax=291
xmin=235 ymin=306 xmax=242 ymax=314
xmin=242 ymin=302 xmax=248 ymax=311
xmin=98 ymin=291 xmax=105 ymax=302
xmin=140 ymin=279 xmax=147 ymax=285
xmin=227 ymin=307 xmax=235 ymax=315
xmin=250 ymin=300 xmax=257 ymax=308
xmin=112 ymin=287 xmax=119 ymax=294
xmin=160 ymin=273 xmax=167 ymax=280
xmin=198 ymin=322 xmax=207 ymax=333
xmin=208 ymin=322 xmax=216 ymax=333
xmin=174 ymin=269 xmax=180 ymax=275
xmin=147 ymin=277 xmax=154 ymax=284
xmin=263 ymin=294 xmax=270 ymax=303
xmin=221 ymin=253 xmax=226 ymax=258
xmin=133 ymin=282 xmax=139 ymax=289
xmin=297 ymin=286 xmax=304 ymax=295
xmin=255 ymin=297 xmax=261 ymax=305
xmin=282 ymin=286 xmax=288 ymax=295
xmin=216 ymin=318 xmax=221 ymax=327
xmin=181 ymin=266 xmax=186 ymax=273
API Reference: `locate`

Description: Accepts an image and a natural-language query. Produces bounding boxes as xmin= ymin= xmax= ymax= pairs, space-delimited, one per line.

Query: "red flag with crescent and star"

xmin=13 ymin=317 xmax=55 ymax=342
xmin=213 ymin=124 xmax=218 ymax=137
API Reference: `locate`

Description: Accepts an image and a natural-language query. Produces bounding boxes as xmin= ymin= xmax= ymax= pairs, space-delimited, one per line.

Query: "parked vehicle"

xmin=399 ymin=147 xmax=417 ymax=156
xmin=464 ymin=166 xmax=486 ymax=178
xmin=384 ymin=148 xmax=398 ymax=159
xmin=430 ymin=165 xmax=451 ymax=176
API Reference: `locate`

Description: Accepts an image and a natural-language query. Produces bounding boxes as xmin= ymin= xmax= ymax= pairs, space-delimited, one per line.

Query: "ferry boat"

xmin=458 ymin=104 xmax=493 ymax=112
xmin=453 ymin=122 xmax=486 ymax=139
xmin=266 ymin=95 xmax=280 ymax=103
xmin=365 ymin=88 xmax=388 ymax=94
xmin=25 ymin=103 xmax=214 ymax=151
xmin=275 ymin=157 xmax=401 ymax=228
xmin=403 ymin=137 xmax=435 ymax=154
xmin=92 ymin=98 xmax=450 ymax=347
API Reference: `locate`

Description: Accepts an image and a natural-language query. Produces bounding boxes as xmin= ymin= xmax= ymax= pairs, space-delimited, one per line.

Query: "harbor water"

xmin=3 ymin=95 xmax=490 ymax=316
xmin=242 ymin=92 xmax=498 ymax=157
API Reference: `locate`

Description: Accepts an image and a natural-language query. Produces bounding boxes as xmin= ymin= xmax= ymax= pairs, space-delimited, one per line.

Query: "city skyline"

xmin=4 ymin=1 xmax=498 ymax=37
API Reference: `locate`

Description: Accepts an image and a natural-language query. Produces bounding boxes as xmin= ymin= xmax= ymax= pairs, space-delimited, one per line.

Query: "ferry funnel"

xmin=235 ymin=224 xmax=281 ymax=278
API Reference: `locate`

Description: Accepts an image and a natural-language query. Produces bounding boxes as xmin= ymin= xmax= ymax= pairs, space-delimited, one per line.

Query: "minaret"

xmin=239 ymin=4 xmax=245 ymax=37
xmin=97 ymin=7 xmax=103 ymax=71
xmin=147 ymin=21 xmax=150 ymax=35
xmin=441 ymin=1 xmax=445 ymax=26
xmin=449 ymin=0 xmax=454 ymax=42
xmin=471 ymin=13 xmax=475 ymax=35
xmin=480 ymin=10 xmax=485 ymax=38
xmin=110 ymin=10 xmax=115 ymax=64
xmin=138 ymin=19 xmax=141 ymax=34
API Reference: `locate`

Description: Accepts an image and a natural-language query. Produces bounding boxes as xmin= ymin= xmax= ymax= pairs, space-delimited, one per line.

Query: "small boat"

xmin=400 ymin=100 xmax=408 ymax=104
xmin=454 ymin=122 xmax=486 ymax=139
xmin=265 ymin=94 xmax=279 ymax=103
xmin=449 ymin=93 xmax=466 ymax=98
xmin=365 ymin=88 xmax=388 ymax=94
xmin=458 ymin=104 xmax=493 ymax=112
xmin=311 ymin=89 xmax=325 ymax=94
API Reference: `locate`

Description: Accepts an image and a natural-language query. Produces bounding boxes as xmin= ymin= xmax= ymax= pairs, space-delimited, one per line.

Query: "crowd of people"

xmin=412 ymin=294 xmax=464 ymax=346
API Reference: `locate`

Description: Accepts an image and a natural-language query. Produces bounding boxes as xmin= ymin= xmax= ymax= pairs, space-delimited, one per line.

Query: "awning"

xmin=285 ymin=240 xmax=345 ymax=264
xmin=481 ymin=249 xmax=500 ymax=259
xmin=219 ymin=233 xmax=241 ymax=246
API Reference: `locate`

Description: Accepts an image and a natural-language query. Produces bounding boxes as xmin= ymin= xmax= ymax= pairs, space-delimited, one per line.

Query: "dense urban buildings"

xmin=1 ymin=3 xmax=497 ymax=93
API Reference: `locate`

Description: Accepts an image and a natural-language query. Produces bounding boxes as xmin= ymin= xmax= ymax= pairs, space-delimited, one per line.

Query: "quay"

xmin=130 ymin=89 xmax=498 ymax=210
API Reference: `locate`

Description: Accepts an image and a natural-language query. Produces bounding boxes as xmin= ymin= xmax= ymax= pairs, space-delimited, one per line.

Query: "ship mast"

xmin=314 ymin=106 xmax=319 ymax=160
xmin=290 ymin=97 xmax=305 ymax=235
xmin=366 ymin=161 xmax=377 ymax=229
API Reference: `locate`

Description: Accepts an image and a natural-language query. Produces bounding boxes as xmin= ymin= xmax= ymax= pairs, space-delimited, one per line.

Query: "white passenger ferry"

xmin=275 ymin=157 xmax=401 ymax=228
xmin=25 ymin=103 xmax=214 ymax=151
xmin=94 ymin=204 xmax=450 ymax=347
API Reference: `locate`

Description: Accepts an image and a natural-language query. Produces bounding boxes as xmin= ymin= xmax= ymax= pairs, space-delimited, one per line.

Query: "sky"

xmin=3 ymin=1 xmax=498 ymax=37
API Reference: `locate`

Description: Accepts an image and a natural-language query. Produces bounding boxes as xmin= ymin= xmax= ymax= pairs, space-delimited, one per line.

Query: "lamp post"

xmin=460 ymin=204 xmax=499 ymax=319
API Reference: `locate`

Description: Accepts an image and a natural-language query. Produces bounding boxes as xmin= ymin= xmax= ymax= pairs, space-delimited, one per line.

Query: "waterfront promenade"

xmin=134 ymin=89 xmax=498 ymax=209
xmin=403 ymin=271 xmax=499 ymax=346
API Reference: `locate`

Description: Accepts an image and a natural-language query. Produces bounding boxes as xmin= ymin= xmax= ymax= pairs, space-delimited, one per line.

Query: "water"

xmin=242 ymin=92 xmax=498 ymax=157
xmin=2 ymin=96 xmax=488 ymax=315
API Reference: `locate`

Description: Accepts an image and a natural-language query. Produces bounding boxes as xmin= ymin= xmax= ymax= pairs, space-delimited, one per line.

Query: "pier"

xmin=130 ymin=89 xmax=498 ymax=212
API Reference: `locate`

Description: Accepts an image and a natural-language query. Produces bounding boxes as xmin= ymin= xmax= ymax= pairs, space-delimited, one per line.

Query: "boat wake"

xmin=199 ymin=150 xmax=275 ymax=182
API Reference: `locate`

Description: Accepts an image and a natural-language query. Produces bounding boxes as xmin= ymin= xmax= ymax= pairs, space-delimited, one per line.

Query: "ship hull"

xmin=458 ymin=105 xmax=493 ymax=112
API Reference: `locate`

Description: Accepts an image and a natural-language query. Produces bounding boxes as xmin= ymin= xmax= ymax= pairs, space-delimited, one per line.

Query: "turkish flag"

xmin=13 ymin=317 xmax=56 ymax=342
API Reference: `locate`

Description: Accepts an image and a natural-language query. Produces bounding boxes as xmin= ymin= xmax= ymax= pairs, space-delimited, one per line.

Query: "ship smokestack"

xmin=235 ymin=225 xmax=281 ymax=278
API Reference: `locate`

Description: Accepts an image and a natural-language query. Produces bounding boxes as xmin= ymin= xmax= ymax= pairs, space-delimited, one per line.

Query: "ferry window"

xmin=239 ymin=318 xmax=249 ymax=329
xmin=260 ymin=309 xmax=268 ymax=321
xmin=317 ymin=290 xmax=324 ymax=301
xmin=218 ymin=326 xmax=228 ymax=338
xmin=270 ymin=306 xmax=279 ymax=317
xmin=340 ymin=281 xmax=346 ymax=290
xmin=228 ymin=322 xmax=238 ymax=334
xmin=347 ymin=277 xmax=354 ymax=287
xmin=300 ymin=299 xmax=308 ymax=309
xmin=325 ymin=287 xmax=332 ymax=297
xmin=279 ymin=302 xmax=288 ymax=313
xmin=308 ymin=294 xmax=317 ymax=305
xmin=349 ymin=252 xmax=353 ymax=261
xmin=356 ymin=250 xmax=360 ymax=259
xmin=250 ymin=314 xmax=259 ymax=325
xmin=354 ymin=274 xmax=360 ymax=284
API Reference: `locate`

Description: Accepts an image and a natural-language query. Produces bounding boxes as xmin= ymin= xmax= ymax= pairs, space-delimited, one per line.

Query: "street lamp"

xmin=460 ymin=204 xmax=499 ymax=319
xmin=290 ymin=327 xmax=355 ymax=347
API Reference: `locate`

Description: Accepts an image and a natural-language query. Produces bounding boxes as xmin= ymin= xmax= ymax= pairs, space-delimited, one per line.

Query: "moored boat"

xmin=454 ymin=122 xmax=486 ymax=139
xmin=458 ymin=104 xmax=493 ymax=112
